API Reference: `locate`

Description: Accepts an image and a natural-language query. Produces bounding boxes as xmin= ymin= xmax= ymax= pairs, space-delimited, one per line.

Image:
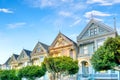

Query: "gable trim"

xmin=50 ymin=32 xmax=76 ymax=49
xmin=77 ymin=19 xmax=115 ymax=40
xmin=31 ymin=42 xmax=48 ymax=56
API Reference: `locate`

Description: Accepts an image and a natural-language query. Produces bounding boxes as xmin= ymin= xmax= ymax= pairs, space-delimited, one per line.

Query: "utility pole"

xmin=113 ymin=17 xmax=116 ymax=32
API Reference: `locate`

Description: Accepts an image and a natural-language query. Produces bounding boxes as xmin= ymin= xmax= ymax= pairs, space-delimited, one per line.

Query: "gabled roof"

xmin=17 ymin=49 xmax=31 ymax=61
xmin=77 ymin=19 xmax=115 ymax=40
xmin=50 ymin=32 xmax=77 ymax=48
xmin=61 ymin=32 xmax=77 ymax=45
xmin=31 ymin=41 xmax=49 ymax=55
xmin=38 ymin=42 xmax=49 ymax=52
xmin=4 ymin=57 xmax=11 ymax=65
xmin=23 ymin=49 xmax=31 ymax=57
xmin=13 ymin=54 xmax=19 ymax=60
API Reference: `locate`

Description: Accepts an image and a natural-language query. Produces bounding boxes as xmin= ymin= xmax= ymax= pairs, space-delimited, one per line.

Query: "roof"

xmin=4 ymin=57 xmax=11 ymax=65
xmin=23 ymin=49 xmax=32 ymax=57
xmin=50 ymin=32 xmax=77 ymax=47
xmin=77 ymin=19 xmax=115 ymax=40
xmin=60 ymin=32 xmax=77 ymax=45
xmin=38 ymin=42 xmax=49 ymax=52
xmin=13 ymin=54 xmax=19 ymax=60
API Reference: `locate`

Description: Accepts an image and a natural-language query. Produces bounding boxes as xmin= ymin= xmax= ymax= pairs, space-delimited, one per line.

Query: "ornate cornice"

xmin=49 ymin=44 xmax=73 ymax=50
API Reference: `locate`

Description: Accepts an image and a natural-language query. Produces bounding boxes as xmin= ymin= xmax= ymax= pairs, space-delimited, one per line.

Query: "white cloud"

xmin=70 ymin=19 xmax=81 ymax=27
xmin=59 ymin=11 xmax=72 ymax=17
xmin=87 ymin=0 xmax=120 ymax=6
xmin=24 ymin=0 xmax=61 ymax=8
xmin=37 ymin=0 xmax=54 ymax=8
xmin=61 ymin=0 xmax=73 ymax=2
xmin=0 ymin=8 xmax=13 ymax=13
xmin=86 ymin=18 xmax=103 ymax=23
xmin=7 ymin=22 xmax=26 ymax=29
xmin=24 ymin=0 xmax=86 ymax=10
xmin=24 ymin=0 xmax=86 ymax=28
xmin=84 ymin=10 xmax=111 ymax=19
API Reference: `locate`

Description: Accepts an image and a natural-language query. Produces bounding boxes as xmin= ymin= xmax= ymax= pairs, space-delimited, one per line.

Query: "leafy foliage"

xmin=91 ymin=37 xmax=120 ymax=71
xmin=18 ymin=65 xmax=46 ymax=80
xmin=43 ymin=56 xmax=79 ymax=79
xmin=0 ymin=69 xmax=19 ymax=80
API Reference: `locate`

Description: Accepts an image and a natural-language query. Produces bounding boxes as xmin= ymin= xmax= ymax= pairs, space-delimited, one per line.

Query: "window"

xmin=90 ymin=28 xmax=97 ymax=36
xmin=97 ymin=39 xmax=105 ymax=48
xmin=94 ymin=28 xmax=97 ymax=34
xmin=40 ymin=56 xmax=44 ymax=62
xmin=88 ymin=43 xmax=94 ymax=54
xmin=69 ymin=49 xmax=73 ymax=58
xmin=20 ymin=53 xmax=24 ymax=59
xmin=99 ymin=28 xmax=103 ymax=32
xmin=37 ymin=47 xmax=41 ymax=52
xmin=90 ymin=29 xmax=94 ymax=36
xmin=24 ymin=62 xmax=27 ymax=67
xmin=83 ymin=46 xmax=88 ymax=54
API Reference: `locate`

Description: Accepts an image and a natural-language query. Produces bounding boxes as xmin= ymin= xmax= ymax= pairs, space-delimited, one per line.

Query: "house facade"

xmin=31 ymin=42 xmax=49 ymax=66
xmin=77 ymin=19 xmax=118 ymax=80
xmin=31 ymin=42 xmax=49 ymax=80
xmin=9 ymin=54 xmax=19 ymax=69
xmin=17 ymin=49 xmax=31 ymax=69
xmin=49 ymin=32 xmax=78 ymax=60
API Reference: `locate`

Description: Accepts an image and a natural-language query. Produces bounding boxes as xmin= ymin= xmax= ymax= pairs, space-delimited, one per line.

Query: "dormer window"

xmin=37 ymin=47 xmax=41 ymax=52
xmin=90 ymin=29 xmax=94 ymax=36
xmin=22 ymin=54 xmax=24 ymax=58
xmin=90 ymin=28 xmax=97 ymax=36
xmin=94 ymin=28 xmax=97 ymax=34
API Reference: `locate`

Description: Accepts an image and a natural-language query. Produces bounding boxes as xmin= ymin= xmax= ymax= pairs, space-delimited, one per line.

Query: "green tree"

xmin=43 ymin=56 xmax=79 ymax=80
xmin=0 ymin=69 xmax=19 ymax=80
xmin=91 ymin=37 xmax=120 ymax=71
xmin=18 ymin=65 xmax=46 ymax=80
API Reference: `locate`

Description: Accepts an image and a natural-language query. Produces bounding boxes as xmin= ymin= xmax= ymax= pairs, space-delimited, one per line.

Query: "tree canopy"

xmin=0 ymin=69 xmax=19 ymax=80
xmin=91 ymin=36 xmax=120 ymax=71
xmin=18 ymin=65 xmax=46 ymax=80
xmin=43 ymin=56 xmax=79 ymax=80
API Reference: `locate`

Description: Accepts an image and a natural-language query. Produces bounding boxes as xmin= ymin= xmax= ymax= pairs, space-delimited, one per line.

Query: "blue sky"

xmin=0 ymin=0 xmax=120 ymax=64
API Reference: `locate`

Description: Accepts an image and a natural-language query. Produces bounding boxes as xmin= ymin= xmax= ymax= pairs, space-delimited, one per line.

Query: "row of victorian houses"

xmin=1 ymin=19 xmax=120 ymax=80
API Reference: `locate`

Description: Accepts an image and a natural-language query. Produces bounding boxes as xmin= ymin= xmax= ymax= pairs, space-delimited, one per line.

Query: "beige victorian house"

xmin=17 ymin=49 xmax=31 ymax=69
xmin=31 ymin=42 xmax=49 ymax=66
xmin=9 ymin=54 xmax=19 ymax=69
xmin=49 ymin=32 xmax=78 ymax=60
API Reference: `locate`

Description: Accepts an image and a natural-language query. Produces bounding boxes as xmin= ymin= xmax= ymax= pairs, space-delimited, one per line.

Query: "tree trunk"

xmin=50 ymin=73 xmax=56 ymax=80
xmin=59 ymin=73 xmax=61 ymax=80
xmin=53 ymin=73 xmax=56 ymax=80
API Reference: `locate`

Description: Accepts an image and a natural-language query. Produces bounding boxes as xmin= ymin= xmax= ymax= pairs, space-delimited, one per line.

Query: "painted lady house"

xmin=31 ymin=42 xmax=49 ymax=66
xmin=77 ymin=19 xmax=118 ymax=80
xmin=49 ymin=32 xmax=78 ymax=60
xmin=17 ymin=49 xmax=31 ymax=69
